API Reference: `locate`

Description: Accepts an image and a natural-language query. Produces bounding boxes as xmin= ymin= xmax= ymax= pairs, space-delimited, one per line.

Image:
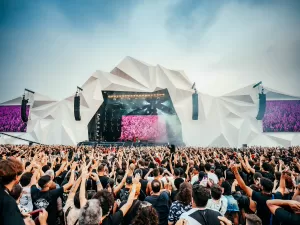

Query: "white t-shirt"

xmin=206 ymin=196 xmax=228 ymax=216
xmin=191 ymin=175 xmax=199 ymax=185
xmin=207 ymin=172 xmax=219 ymax=184
xmin=19 ymin=186 xmax=33 ymax=213
xmin=63 ymin=198 xmax=81 ymax=225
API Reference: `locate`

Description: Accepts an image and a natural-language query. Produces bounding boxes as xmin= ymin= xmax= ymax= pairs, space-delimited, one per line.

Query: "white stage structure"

xmin=1 ymin=56 xmax=300 ymax=147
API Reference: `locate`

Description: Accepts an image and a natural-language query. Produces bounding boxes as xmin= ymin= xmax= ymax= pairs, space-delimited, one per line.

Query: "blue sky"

xmin=1 ymin=0 xmax=300 ymax=102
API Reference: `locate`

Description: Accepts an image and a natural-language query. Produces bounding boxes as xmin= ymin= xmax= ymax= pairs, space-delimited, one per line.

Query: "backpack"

xmin=120 ymin=189 xmax=130 ymax=202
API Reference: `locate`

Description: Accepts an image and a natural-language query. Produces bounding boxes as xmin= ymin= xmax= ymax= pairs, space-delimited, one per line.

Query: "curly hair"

xmin=79 ymin=199 xmax=102 ymax=225
xmin=132 ymin=206 xmax=159 ymax=225
xmin=92 ymin=190 xmax=114 ymax=216
xmin=175 ymin=182 xmax=192 ymax=205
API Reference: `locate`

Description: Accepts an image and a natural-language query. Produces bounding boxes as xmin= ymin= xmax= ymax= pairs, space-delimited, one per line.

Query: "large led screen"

xmin=0 ymin=105 xmax=29 ymax=132
xmin=263 ymin=100 xmax=300 ymax=132
xmin=120 ymin=115 xmax=168 ymax=142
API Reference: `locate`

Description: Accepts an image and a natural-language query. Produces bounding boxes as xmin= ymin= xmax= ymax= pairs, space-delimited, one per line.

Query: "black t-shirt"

xmin=31 ymin=185 xmax=63 ymax=225
xmin=171 ymin=190 xmax=178 ymax=202
xmin=99 ymin=175 xmax=109 ymax=188
xmin=102 ymin=210 xmax=124 ymax=225
xmin=145 ymin=191 xmax=170 ymax=225
xmin=252 ymin=191 xmax=272 ymax=225
xmin=0 ymin=185 xmax=25 ymax=225
xmin=119 ymin=199 xmax=141 ymax=225
xmin=139 ymin=179 xmax=148 ymax=201
xmin=182 ymin=208 xmax=221 ymax=225
xmin=274 ymin=208 xmax=300 ymax=225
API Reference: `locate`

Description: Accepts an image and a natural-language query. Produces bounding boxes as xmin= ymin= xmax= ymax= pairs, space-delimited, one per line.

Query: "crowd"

xmin=0 ymin=106 xmax=29 ymax=132
xmin=263 ymin=101 xmax=300 ymax=132
xmin=1 ymin=144 xmax=300 ymax=225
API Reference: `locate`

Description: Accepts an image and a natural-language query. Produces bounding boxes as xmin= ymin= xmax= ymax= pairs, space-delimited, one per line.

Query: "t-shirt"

xmin=180 ymin=208 xmax=221 ymax=225
xmin=0 ymin=185 xmax=25 ymax=225
xmin=102 ymin=210 xmax=123 ymax=225
xmin=119 ymin=199 xmax=141 ymax=225
xmin=252 ymin=191 xmax=272 ymax=225
xmin=63 ymin=198 xmax=80 ymax=225
xmin=19 ymin=186 xmax=33 ymax=213
xmin=206 ymin=196 xmax=228 ymax=216
xmin=31 ymin=185 xmax=64 ymax=225
xmin=274 ymin=208 xmax=300 ymax=225
xmin=99 ymin=175 xmax=109 ymax=188
xmin=145 ymin=191 xmax=170 ymax=225
xmin=168 ymin=201 xmax=192 ymax=224
xmin=207 ymin=172 xmax=219 ymax=184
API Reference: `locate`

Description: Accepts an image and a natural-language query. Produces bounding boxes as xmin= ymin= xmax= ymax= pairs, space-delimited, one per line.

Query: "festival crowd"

xmin=263 ymin=101 xmax=300 ymax=132
xmin=0 ymin=106 xmax=28 ymax=132
xmin=1 ymin=144 xmax=300 ymax=225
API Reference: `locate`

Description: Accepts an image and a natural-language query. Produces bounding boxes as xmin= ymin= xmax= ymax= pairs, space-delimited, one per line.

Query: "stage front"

xmin=88 ymin=89 xmax=183 ymax=145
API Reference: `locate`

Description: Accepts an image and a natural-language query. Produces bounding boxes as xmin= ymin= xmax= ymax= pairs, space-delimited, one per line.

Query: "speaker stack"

xmin=256 ymin=93 xmax=266 ymax=120
xmin=21 ymin=96 xmax=28 ymax=122
xmin=74 ymin=86 xmax=83 ymax=121
xmin=192 ymin=92 xmax=199 ymax=120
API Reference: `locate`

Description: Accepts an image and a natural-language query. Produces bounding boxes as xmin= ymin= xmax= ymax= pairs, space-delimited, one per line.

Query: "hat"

xmin=126 ymin=176 xmax=133 ymax=185
xmin=38 ymin=175 xmax=51 ymax=188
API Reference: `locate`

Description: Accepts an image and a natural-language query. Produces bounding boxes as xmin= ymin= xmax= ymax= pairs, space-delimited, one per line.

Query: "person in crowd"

xmin=231 ymin=164 xmax=274 ymax=225
xmin=132 ymin=201 xmax=159 ymax=225
xmin=179 ymin=184 xmax=223 ymax=225
xmin=145 ymin=179 xmax=172 ymax=225
xmin=206 ymin=184 xmax=228 ymax=216
xmin=168 ymin=182 xmax=192 ymax=225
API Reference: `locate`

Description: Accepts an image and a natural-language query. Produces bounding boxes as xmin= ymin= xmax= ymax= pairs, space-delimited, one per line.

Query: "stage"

xmin=77 ymin=141 xmax=184 ymax=147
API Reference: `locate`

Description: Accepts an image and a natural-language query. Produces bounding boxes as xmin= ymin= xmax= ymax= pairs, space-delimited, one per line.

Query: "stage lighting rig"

xmin=191 ymin=82 xmax=197 ymax=93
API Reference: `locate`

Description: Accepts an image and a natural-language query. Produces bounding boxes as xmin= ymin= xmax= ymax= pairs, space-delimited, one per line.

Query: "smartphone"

xmin=28 ymin=209 xmax=43 ymax=216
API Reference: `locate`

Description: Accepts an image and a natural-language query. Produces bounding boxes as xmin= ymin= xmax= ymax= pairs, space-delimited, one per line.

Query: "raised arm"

xmin=232 ymin=165 xmax=253 ymax=197
xmin=119 ymin=174 xmax=139 ymax=215
xmin=79 ymin=167 xmax=88 ymax=207
xmin=62 ymin=162 xmax=76 ymax=192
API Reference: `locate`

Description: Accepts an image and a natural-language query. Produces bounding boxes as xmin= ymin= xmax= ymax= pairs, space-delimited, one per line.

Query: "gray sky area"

xmin=1 ymin=0 xmax=300 ymax=102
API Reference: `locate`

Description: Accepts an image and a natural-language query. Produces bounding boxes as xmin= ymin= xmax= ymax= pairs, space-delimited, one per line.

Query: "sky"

xmin=1 ymin=0 xmax=300 ymax=103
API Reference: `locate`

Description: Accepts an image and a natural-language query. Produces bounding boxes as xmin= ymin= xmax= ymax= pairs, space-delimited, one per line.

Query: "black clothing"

xmin=145 ymin=191 xmax=170 ymax=225
xmin=0 ymin=185 xmax=25 ymax=225
xmin=190 ymin=209 xmax=221 ymax=225
xmin=99 ymin=175 xmax=109 ymax=188
xmin=119 ymin=199 xmax=141 ymax=225
xmin=252 ymin=191 xmax=272 ymax=225
xmin=274 ymin=208 xmax=300 ymax=225
xmin=31 ymin=185 xmax=64 ymax=225
xmin=102 ymin=210 xmax=124 ymax=225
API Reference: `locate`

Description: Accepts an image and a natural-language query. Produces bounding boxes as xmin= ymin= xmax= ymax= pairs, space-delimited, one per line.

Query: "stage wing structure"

xmin=1 ymin=56 xmax=300 ymax=147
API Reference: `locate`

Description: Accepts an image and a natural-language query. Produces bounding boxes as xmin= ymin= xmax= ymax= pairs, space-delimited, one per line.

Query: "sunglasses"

xmin=140 ymin=201 xmax=152 ymax=209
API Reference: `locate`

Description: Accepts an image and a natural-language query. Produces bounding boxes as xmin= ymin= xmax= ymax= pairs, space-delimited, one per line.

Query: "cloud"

xmin=0 ymin=0 xmax=300 ymax=103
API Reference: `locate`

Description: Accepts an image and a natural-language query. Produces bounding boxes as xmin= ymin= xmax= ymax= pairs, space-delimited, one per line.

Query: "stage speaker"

xmin=21 ymin=98 xmax=28 ymax=122
xmin=242 ymin=144 xmax=248 ymax=148
xmin=256 ymin=93 xmax=266 ymax=120
xmin=74 ymin=96 xmax=81 ymax=121
xmin=192 ymin=93 xmax=198 ymax=120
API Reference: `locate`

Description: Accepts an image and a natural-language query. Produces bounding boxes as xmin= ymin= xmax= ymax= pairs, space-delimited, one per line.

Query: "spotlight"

xmin=253 ymin=81 xmax=262 ymax=89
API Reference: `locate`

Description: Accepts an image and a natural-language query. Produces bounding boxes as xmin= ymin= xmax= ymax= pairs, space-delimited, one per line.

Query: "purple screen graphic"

xmin=0 ymin=105 xmax=30 ymax=132
xmin=120 ymin=115 xmax=168 ymax=142
xmin=263 ymin=100 xmax=300 ymax=132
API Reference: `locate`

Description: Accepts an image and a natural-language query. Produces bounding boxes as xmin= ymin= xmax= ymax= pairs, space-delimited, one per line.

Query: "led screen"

xmin=263 ymin=100 xmax=300 ymax=132
xmin=0 ymin=105 xmax=29 ymax=132
xmin=120 ymin=115 xmax=168 ymax=142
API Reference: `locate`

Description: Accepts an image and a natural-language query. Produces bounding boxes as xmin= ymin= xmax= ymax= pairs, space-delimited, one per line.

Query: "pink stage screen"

xmin=120 ymin=115 xmax=167 ymax=142
xmin=0 ymin=105 xmax=29 ymax=132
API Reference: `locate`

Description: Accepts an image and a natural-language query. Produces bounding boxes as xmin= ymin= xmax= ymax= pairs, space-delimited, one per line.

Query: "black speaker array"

xmin=256 ymin=93 xmax=266 ymax=120
xmin=192 ymin=93 xmax=199 ymax=120
xmin=21 ymin=99 xmax=28 ymax=122
xmin=74 ymin=96 xmax=81 ymax=121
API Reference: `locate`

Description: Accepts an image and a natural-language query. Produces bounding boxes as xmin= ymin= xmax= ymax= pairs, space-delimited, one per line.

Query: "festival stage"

xmin=77 ymin=140 xmax=184 ymax=147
